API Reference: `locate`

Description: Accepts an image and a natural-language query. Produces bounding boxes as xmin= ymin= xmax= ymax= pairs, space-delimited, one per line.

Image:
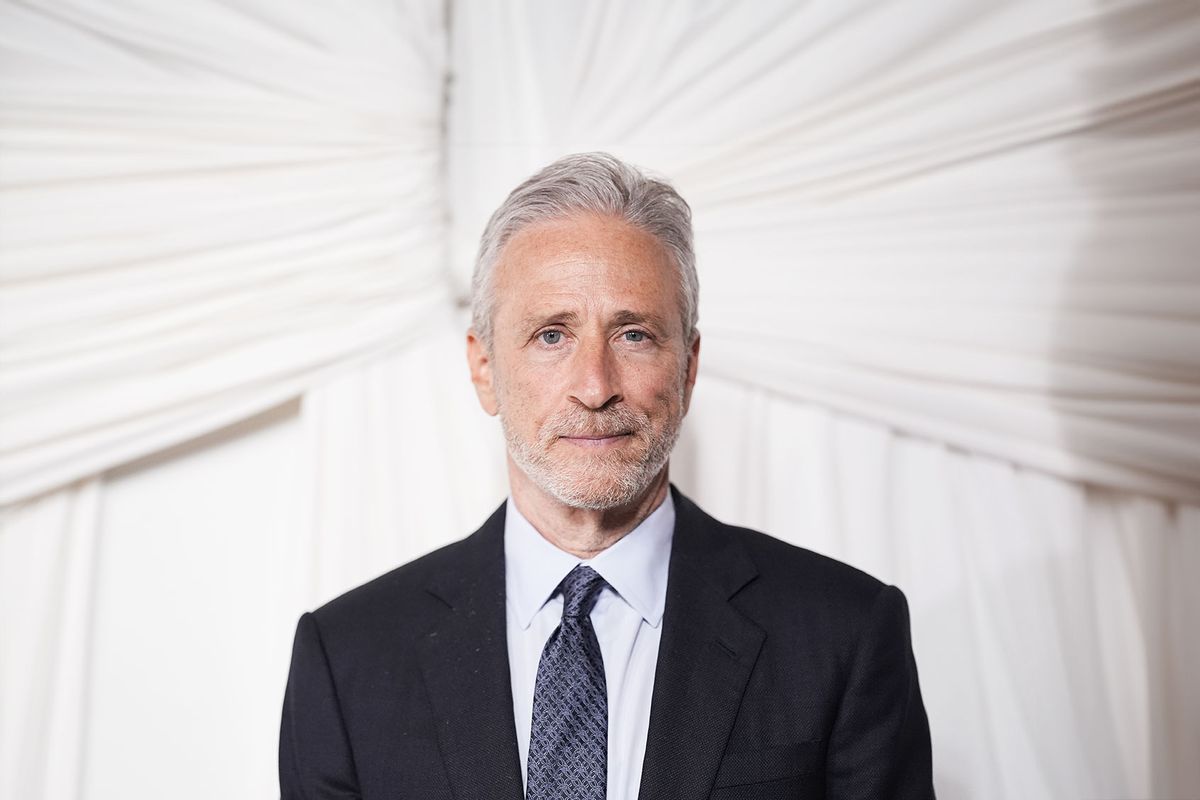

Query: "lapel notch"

xmin=418 ymin=504 xmax=525 ymax=800
xmin=638 ymin=488 xmax=765 ymax=800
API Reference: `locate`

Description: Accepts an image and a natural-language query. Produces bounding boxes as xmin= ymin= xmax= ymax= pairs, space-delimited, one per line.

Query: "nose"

xmin=568 ymin=336 xmax=622 ymax=410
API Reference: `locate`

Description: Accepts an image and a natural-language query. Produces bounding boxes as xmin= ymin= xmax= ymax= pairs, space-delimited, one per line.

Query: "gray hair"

xmin=470 ymin=152 xmax=698 ymax=349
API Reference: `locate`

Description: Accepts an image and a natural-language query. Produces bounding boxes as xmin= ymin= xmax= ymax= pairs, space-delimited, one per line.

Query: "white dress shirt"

xmin=504 ymin=492 xmax=675 ymax=800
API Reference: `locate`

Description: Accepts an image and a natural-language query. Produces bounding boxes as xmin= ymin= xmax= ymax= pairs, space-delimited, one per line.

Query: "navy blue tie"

xmin=526 ymin=565 xmax=608 ymax=800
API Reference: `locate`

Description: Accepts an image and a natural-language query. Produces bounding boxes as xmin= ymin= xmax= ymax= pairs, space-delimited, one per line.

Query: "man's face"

xmin=467 ymin=213 xmax=699 ymax=511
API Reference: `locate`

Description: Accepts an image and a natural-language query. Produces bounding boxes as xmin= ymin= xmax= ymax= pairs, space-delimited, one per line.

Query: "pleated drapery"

xmin=2 ymin=1 xmax=1198 ymax=798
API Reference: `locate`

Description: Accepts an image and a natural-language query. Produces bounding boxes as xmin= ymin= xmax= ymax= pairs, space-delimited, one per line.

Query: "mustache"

xmin=541 ymin=405 xmax=649 ymax=440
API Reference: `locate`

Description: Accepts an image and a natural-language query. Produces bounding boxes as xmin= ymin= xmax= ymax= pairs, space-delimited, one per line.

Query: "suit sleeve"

xmin=826 ymin=585 xmax=935 ymax=799
xmin=279 ymin=612 xmax=362 ymax=800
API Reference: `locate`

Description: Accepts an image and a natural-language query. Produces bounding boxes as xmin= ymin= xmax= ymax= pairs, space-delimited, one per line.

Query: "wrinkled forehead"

xmin=491 ymin=214 xmax=683 ymax=327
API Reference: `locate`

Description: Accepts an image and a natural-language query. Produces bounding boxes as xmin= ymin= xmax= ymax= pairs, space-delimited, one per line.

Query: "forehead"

xmin=492 ymin=213 xmax=678 ymax=316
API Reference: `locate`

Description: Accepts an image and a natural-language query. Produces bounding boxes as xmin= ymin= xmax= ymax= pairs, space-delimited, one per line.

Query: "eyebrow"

xmin=611 ymin=310 xmax=670 ymax=333
xmin=520 ymin=310 xmax=581 ymax=330
xmin=519 ymin=309 xmax=671 ymax=334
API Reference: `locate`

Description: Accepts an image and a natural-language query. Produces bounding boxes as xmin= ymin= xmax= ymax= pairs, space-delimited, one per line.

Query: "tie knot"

xmin=559 ymin=565 xmax=606 ymax=619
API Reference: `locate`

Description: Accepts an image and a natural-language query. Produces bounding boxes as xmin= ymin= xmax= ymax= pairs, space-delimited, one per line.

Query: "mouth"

xmin=559 ymin=432 xmax=633 ymax=448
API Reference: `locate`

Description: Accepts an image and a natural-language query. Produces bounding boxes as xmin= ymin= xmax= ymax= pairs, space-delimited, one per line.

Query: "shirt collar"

xmin=504 ymin=492 xmax=675 ymax=631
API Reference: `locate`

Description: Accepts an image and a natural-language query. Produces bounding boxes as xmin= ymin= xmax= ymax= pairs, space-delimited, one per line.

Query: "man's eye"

xmin=623 ymin=330 xmax=647 ymax=343
xmin=539 ymin=330 xmax=563 ymax=345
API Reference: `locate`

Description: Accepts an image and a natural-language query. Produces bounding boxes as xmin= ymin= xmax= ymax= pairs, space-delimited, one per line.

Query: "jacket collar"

xmin=504 ymin=491 xmax=675 ymax=631
xmin=418 ymin=486 xmax=763 ymax=800
xmin=637 ymin=486 xmax=764 ymax=800
xmin=418 ymin=502 xmax=525 ymax=800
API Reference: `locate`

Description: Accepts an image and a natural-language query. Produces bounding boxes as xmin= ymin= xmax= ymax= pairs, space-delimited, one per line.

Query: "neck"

xmin=508 ymin=464 xmax=671 ymax=559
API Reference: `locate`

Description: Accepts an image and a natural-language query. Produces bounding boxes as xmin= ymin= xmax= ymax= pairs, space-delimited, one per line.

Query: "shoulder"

xmin=673 ymin=489 xmax=901 ymax=648
xmin=305 ymin=502 xmax=505 ymax=649
xmin=733 ymin=522 xmax=908 ymax=638
xmin=732 ymin=523 xmax=888 ymax=609
xmin=675 ymin=488 xmax=886 ymax=602
xmin=311 ymin=537 xmax=464 ymax=625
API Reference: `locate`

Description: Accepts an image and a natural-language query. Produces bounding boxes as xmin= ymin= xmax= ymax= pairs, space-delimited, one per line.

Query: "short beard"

xmin=500 ymin=397 xmax=683 ymax=511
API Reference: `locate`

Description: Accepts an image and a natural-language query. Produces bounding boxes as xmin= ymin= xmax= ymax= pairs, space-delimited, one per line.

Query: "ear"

xmin=681 ymin=330 xmax=700 ymax=414
xmin=466 ymin=328 xmax=499 ymax=416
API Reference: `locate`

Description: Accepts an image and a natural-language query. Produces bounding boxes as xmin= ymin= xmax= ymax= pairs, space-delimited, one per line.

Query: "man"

xmin=280 ymin=153 xmax=934 ymax=799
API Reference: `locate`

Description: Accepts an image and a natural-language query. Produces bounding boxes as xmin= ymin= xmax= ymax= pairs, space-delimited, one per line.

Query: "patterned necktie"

xmin=526 ymin=565 xmax=608 ymax=800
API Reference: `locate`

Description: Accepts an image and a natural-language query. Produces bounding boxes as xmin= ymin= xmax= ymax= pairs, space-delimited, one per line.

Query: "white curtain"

xmin=0 ymin=479 xmax=99 ymax=799
xmin=0 ymin=0 xmax=450 ymax=505
xmin=448 ymin=0 xmax=1200 ymax=504
xmin=2 ymin=0 xmax=1198 ymax=797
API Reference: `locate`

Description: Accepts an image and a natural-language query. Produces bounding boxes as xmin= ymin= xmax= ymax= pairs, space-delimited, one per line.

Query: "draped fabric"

xmin=0 ymin=479 xmax=99 ymax=799
xmin=448 ymin=0 xmax=1200 ymax=504
xmin=0 ymin=0 xmax=450 ymax=505
xmin=1 ymin=1 xmax=1198 ymax=798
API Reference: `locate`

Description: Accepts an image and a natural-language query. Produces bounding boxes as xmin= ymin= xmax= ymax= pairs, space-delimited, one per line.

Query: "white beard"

xmin=499 ymin=392 xmax=684 ymax=511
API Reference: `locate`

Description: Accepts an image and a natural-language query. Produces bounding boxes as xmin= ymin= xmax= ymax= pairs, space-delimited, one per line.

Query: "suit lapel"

xmin=638 ymin=488 xmax=765 ymax=800
xmin=418 ymin=504 xmax=525 ymax=800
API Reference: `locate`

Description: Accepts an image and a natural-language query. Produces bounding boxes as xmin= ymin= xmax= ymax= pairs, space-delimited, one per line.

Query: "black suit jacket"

xmin=280 ymin=487 xmax=934 ymax=799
